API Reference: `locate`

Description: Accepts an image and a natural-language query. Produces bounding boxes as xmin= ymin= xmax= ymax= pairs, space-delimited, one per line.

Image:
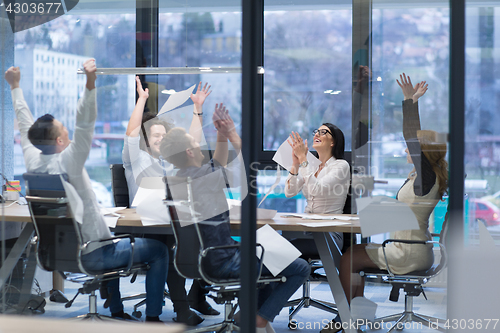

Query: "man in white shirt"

xmin=122 ymin=77 xmax=219 ymax=325
xmin=5 ymin=60 xmax=169 ymax=322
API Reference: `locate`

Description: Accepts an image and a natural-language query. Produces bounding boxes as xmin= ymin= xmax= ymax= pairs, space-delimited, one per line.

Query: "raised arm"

xmin=212 ymin=103 xmax=240 ymax=166
xmin=189 ymin=81 xmax=211 ymax=143
xmin=126 ymin=76 xmax=149 ymax=137
xmin=5 ymin=66 xmax=39 ymax=165
xmin=62 ymin=59 xmax=98 ymax=171
xmin=397 ymin=73 xmax=435 ymax=196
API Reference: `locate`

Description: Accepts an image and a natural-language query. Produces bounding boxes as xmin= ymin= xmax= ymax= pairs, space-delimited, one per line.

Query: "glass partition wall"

xmin=1 ymin=0 xmax=498 ymax=331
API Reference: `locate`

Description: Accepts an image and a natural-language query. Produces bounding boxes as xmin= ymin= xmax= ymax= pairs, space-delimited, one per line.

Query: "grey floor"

xmin=34 ymin=275 xmax=447 ymax=333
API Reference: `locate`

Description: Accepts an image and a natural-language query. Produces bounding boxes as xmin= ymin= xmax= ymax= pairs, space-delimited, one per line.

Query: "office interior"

xmin=1 ymin=0 xmax=500 ymax=332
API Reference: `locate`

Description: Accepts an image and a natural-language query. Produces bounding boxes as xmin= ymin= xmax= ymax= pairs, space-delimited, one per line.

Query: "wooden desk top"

xmin=1 ymin=202 xmax=361 ymax=233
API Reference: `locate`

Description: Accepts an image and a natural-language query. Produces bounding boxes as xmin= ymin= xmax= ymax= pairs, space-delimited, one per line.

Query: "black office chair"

xmin=110 ymin=164 xmax=130 ymax=208
xmin=23 ymin=172 xmax=145 ymax=320
xmin=164 ymin=176 xmax=286 ymax=333
xmin=359 ymin=212 xmax=449 ymax=332
xmin=108 ymin=163 xmax=169 ymax=318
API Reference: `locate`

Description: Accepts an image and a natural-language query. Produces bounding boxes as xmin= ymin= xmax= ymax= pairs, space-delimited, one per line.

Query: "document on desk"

xmin=256 ymin=224 xmax=301 ymax=276
xmin=298 ymin=221 xmax=350 ymax=227
xmin=356 ymin=196 xmax=419 ymax=237
xmin=100 ymin=207 xmax=126 ymax=228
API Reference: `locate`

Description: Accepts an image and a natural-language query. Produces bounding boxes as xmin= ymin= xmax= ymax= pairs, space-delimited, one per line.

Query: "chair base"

xmin=285 ymin=278 xmax=338 ymax=323
xmin=372 ymin=296 xmax=445 ymax=333
xmin=286 ymin=297 xmax=338 ymax=321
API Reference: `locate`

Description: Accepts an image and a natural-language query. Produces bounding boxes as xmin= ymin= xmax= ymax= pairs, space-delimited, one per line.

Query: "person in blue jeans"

xmin=5 ymin=60 xmax=169 ymax=322
xmin=81 ymin=238 xmax=168 ymax=321
xmin=161 ymin=103 xmax=310 ymax=332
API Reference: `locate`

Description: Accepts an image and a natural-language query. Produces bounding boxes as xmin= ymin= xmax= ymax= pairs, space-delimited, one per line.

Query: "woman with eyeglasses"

xmin=284 ymin=123 xmax=351 ymax=249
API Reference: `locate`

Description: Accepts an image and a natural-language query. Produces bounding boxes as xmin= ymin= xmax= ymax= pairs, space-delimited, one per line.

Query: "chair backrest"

xmin=23 ymin=173 xmax=83 ymax=273
xmin=110 ymin=164 xmax=130 ymax=208
xmin=164 ymin=176 xmax=205 ymax=280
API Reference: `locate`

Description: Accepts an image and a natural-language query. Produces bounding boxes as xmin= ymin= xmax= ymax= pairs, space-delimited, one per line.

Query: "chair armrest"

xmin=381 ymin=238 xmax=433 ymax=277
xmin=79 ymin=234 xmax=136 ymax=275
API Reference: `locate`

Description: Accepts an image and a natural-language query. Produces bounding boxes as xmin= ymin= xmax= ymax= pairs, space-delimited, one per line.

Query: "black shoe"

xmin=173 ymin=309 xmax=204 ymax=326
xmin=145 ymin=316 xmax=163 ymax=323
xmin=190 ymin=300 xmax=220 ymax=316
xmin=111 ymin=310 xmax=139 ymax=321
xmin=49 ymin=290 xmax=69 ymax=303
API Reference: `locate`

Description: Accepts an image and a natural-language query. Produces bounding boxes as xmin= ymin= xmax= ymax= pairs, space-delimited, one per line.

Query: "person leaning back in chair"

xmin=160 ymin=103 xmax=310 ymax=333
xmin=123 ymin=76 xmax=218 ymax=325
xmin=4 ymin=59 xmax=169 ymax=323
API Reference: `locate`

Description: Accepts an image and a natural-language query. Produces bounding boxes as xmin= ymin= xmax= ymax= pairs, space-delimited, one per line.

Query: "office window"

xmin=263 ymin=7 xmax=353 ymax=151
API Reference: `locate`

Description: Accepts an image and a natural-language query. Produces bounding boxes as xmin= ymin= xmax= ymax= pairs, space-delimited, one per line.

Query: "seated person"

xmin=285 ymin=123 xmax=350 ymax=249
xmin=160 ymin=103 xmax=310 ymax=332
xmin=333 ymin=74 xmax=447 ymax=333
xmin=5 ymin=60 xmax=169 ymax=322
xmin=122 ymin=77 xmax=218 ymax=325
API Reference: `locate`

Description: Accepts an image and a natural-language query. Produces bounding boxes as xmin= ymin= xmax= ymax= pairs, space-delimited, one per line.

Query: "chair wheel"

xmin=132 ymin=310 xmax=142 ymax=318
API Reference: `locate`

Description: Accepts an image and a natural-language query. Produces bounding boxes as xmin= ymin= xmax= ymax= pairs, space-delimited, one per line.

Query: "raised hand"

xmin=396 ymin=73 xmax=418 ymax=100
xmin=4 ymin=66 xmax=21 ymax=89
xmin=213 ymin=103 xmax=236 ymax=137
xmin=413 ymin=81 xmax=428 ymax=101
xmin=287 ymin=131 xmax=308 ymax=162
xmin=135 ymin=76 xmax=149 ymax=99
xmin=191 ymin=81 xmax=212 ymax=107
xmin=83 ymin=58 xmax=97 ymax=90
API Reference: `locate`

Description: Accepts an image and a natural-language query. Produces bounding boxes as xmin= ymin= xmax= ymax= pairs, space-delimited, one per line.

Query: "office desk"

xmin=1 ymin=203 xmax=360 ymax=332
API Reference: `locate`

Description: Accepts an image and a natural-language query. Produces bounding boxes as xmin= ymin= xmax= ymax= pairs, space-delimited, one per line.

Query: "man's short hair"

xmin=139 ymin=112 xmax=173 ymax=152
xmin=160 ymin=127 xmax=192 ymax=168
xmin=28 ymin=114 xmax=59 ymax=154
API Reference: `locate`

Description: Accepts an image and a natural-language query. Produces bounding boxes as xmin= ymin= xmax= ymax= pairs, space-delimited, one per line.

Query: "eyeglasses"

xmin=313 ymin=129 xmax=333 ymax=137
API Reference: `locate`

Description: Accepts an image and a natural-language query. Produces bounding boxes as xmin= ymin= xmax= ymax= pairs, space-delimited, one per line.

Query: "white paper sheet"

xmin=227 ymin=199 xmax=277 ymax=220
xmin=304 ymin=214 xmax=358 ymax=221
xmin=131 ymin=177 xmax=170 ymax=225
xmin=256 ymin=224 xmax=301 ymax=276
xmin=298 ymin=221 xmax=350 ymax=227
xmin=272 ymin=139 xmax=321 ymax=171
xmin=356 ymin=196 xmax=419 ymax=237
xmin=158 ymin=84 xmax=196 ymax=116
xmin=103 ymin=216 xmax=120 ymax=228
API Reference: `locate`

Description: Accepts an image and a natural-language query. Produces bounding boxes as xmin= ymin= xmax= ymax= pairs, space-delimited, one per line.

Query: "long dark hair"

xmin=322 ymin=122 xmax=345 ymax=160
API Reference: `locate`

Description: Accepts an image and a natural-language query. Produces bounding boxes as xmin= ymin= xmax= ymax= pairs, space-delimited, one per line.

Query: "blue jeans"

xmin=212 ymin=251 xmax=309 ymax=322
xmin=81 ymin=238 xmax=168 ymax=317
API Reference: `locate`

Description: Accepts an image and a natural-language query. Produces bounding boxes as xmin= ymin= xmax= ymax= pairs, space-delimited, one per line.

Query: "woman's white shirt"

xmin=285 ymin=156 xmax=350 ymax=214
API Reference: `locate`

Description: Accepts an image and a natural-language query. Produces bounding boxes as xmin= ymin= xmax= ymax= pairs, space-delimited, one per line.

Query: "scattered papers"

xmin=279 ymin=213 xmax=358 ymax=221
xmin=305 ymin=214 xmax=359 ymax=221
xmin=158 ymin=84 xmax=196 ymax=116
xmin=356 ymin=196 xmax=419 ymax=237
xmin=228 ymin=199 xmax=277 ymax=220
xmin=272 ymin=139 xmax=321 ymax=171
xmin=256 ymin=224 xmax=301 ymax=276
xmin=298 ymin=222 xmax=350 ymax=228
xmin=100 ymin=207 xmax=126 ymax=228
